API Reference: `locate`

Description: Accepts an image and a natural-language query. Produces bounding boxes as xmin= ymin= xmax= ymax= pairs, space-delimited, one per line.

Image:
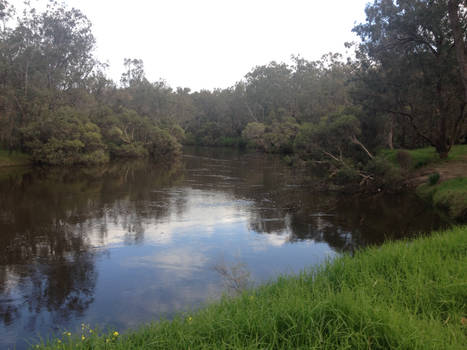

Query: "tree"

xmin=244 ymin=62 xmax=293 ymax=123
xmin=120 ymin=58 xmax=146 ymax=88
xmin=448 ymin=0 xmax=467 ymax=117
xmin=0 ymin=0 xmax=98 ymax=151
xmin=353 ymin=0 xmax=467 ymax=158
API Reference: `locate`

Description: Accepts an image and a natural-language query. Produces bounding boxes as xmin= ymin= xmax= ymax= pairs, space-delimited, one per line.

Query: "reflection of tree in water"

xmin=183 ymin=149 xmax=448 ymax=253
xmin=244 ymin=185 xmax=448 ymax=253
xmin=23 ymin=251 xmax=96 ymax=329
xmin=0 ymin=159 xmax=184 ymax=328
xmin=0 ymin=220 xmax=97 ymax=328
xmin=0 ymin=150 xmax=449 ymax=331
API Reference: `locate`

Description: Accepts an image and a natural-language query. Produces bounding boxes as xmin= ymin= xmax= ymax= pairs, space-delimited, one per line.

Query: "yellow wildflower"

xmin=106 ymin=338 xmax=110 ymax=343
xmin=113 ymin=331 xmax=119 ymax=337
xmin=81 ymin=335 xmax=86 ymax=340
xmin=187 ymin=316 xmax=193 ymax=322
xmin=66 ymin=332 xmax=71 ymax=336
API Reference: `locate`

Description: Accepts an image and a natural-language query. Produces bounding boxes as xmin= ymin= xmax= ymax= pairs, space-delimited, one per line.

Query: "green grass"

xmin=417 ymin=178 xmax=467 ymax=220
xmin=381 ymin=144 xmax=467 ymax=169
xmin=0 ymin=148 xmax=31 ymax=167
xmin=33 ymin=226 xmax=467 ymax=349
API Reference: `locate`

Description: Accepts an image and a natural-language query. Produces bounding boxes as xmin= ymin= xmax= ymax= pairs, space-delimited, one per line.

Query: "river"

xmin=0 ymin=147 xmax=448 ymax=349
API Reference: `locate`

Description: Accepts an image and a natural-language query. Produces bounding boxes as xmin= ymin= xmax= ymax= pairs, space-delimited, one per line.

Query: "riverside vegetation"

xmin=417 ymin=177 xmax=467 ymax=220
xmin=0 ymin=0 xmax=466 ymax=174
xmin=1 ymin=0 xmax=466 ymax=218
xmin=382 ymin=145 xmax=467 ymax=220
xmin=33 ymin=225 xmax=467 ymax=349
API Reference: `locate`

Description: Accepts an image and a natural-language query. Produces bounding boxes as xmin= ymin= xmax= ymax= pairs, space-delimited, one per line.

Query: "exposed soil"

xmin=406 ymin=155 xmax=467 ymax=187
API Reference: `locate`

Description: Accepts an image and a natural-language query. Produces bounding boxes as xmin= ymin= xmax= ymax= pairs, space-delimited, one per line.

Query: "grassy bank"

xmin=34 ymin=226 xmax=467 ymax=349
xmin=379 ymin=145 xmax=467 ymax=220
xmin=382 ymin=144 xmax=467 ymax=169
xmin=417 ymin=178 xmax=467 ymax=221
xmin=0 ymin=149 xmax=31 ymax=167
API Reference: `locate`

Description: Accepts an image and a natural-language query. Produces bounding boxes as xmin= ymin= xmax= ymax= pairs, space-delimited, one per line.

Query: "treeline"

xmin=0 ymin=0 xmax=466 ymax=174
xmin=0 ymin=1 xmax=183 ymax=165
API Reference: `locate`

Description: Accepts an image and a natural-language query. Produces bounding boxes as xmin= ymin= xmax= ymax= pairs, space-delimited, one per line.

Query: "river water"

xmin=0 ymin=147 xmax=448 ymax=349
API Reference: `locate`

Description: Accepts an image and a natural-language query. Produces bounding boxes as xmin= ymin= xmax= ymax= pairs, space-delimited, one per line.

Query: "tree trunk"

xmin=448 ymin=0 xmax=467 ymax=150
xmin=448 ymin=0 xmax=467 ymax=104
xmin=387 ymin=115 xmax=394 ymax=150
xmin=436 ymin=144 xmax=449 ymax=159
xmin=350 ymin=135 xmax=374 ymax=159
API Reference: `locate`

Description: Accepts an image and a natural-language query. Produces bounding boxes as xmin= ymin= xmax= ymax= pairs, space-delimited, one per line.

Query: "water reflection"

xmin=0 ymin=148 xmax=448 ymax=349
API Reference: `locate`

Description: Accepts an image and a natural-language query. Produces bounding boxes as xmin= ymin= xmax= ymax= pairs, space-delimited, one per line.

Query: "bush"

xmin=21 ymin=108 xmax=109 ymax=165
xmin=109 ymin=142 xmax=148 ymax=159
xmin=365 ymin=155 xmax=404 ymax=187
xmin=333 ymin=166 xmax=361 ymax=185
xmin=146 ymin=127 xmax=182 ymax=160
xmin=169 ymin=124 xmax=186 ymax=143
xmin=242 ymin=122 xmax=266 ymax=150
xmin=428 ymin=172 xmax=440 ymax=186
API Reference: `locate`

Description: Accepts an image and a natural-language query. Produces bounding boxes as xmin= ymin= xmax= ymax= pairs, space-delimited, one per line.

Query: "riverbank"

xmin=0 ymin=149 xmax=31 ymax=167
xmin=34 ymin=225 xmax=467 ymax=349
xmin=417 ymin=178 xmax=467 ymax=221
xmin=382 ymin=145 xmax=467 ymax=221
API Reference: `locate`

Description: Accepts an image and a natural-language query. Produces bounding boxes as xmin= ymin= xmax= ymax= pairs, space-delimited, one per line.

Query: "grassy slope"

xmin=381 ymin=145 xmax=467 ymax=220
xmin=381 ymin=144 xmax=467 ymax=169
xmin=0 ymin=149 xmax=31 ymax=167
xmin=35 ymin=226 xmax=467 ymax=350
xmin=417 ymin=178 xmax=467 ymax=220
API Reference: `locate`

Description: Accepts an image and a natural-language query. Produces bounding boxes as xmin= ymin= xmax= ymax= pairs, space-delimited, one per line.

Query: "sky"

xmin=28 ymin=0 xmax=371 ymax=91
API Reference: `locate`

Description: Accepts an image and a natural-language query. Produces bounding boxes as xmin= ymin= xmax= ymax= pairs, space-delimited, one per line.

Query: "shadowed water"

xmin=0 ymin=147 xmax=448 ymax=349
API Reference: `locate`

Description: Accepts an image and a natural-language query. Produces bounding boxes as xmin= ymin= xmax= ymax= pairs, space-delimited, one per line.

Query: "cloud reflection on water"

xmin=0 ymin=149 xmax=449 ymax=350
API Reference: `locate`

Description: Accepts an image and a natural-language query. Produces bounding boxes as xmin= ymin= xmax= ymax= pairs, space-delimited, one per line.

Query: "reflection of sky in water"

xmin=0 ymin=149 xmax=447 ymax=349
xmin=80 ymin=186 xmax=337 ymax=331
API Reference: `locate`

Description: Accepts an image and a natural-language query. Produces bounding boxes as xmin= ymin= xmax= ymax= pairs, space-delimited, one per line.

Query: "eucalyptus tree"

xmin=244 ymin=61 xmax=294 ymax=123
xmin=120 ymin=58 xmax=146 ymax=88
xmin=291 ymin=54 xmax=353 ymax=123
xmin=353 ymin=0 xmax=467 ymax=158
xmin=0 ymin=0 xmax=98 ymax=153
xmin=448 ymin=0 xmax=467 ymax=118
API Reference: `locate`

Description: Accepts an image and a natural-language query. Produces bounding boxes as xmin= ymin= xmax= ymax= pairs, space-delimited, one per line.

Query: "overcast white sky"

xmin=27 ymin=0 xmax=371 ymax=91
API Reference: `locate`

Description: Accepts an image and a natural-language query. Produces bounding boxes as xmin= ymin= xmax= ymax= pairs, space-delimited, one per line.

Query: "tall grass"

xmin=34 ymin=226 xmax=467 ymax=349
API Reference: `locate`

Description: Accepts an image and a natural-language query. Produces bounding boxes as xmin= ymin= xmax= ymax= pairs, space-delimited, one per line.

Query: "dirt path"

xmin=406 ymin=155 xmax=467 ymax=187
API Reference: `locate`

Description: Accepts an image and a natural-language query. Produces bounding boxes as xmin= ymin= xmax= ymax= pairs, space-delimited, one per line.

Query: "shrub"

xmin=169 ymin=124 xmax=186 ymax=143
xmin=109 ymin=142 xmax=148 ymax=158
xmin=146 ymin=127 xmax=181 ymax=160
xmin=365 ymin=155 xmax=404 ymax=186
xmin=428 ymin=172 xmax=440 ymax=186
xmin=21 ymin=107 xmax=109 ymax=165
xmin=333 ymin=166 xmax=361 ymax=185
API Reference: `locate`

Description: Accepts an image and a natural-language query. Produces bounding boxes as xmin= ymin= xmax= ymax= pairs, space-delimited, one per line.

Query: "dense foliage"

xmin=0 ymin=0 xmax=181 ymax=165
xmin=0 ymin=0 xmax=465 ymax=177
